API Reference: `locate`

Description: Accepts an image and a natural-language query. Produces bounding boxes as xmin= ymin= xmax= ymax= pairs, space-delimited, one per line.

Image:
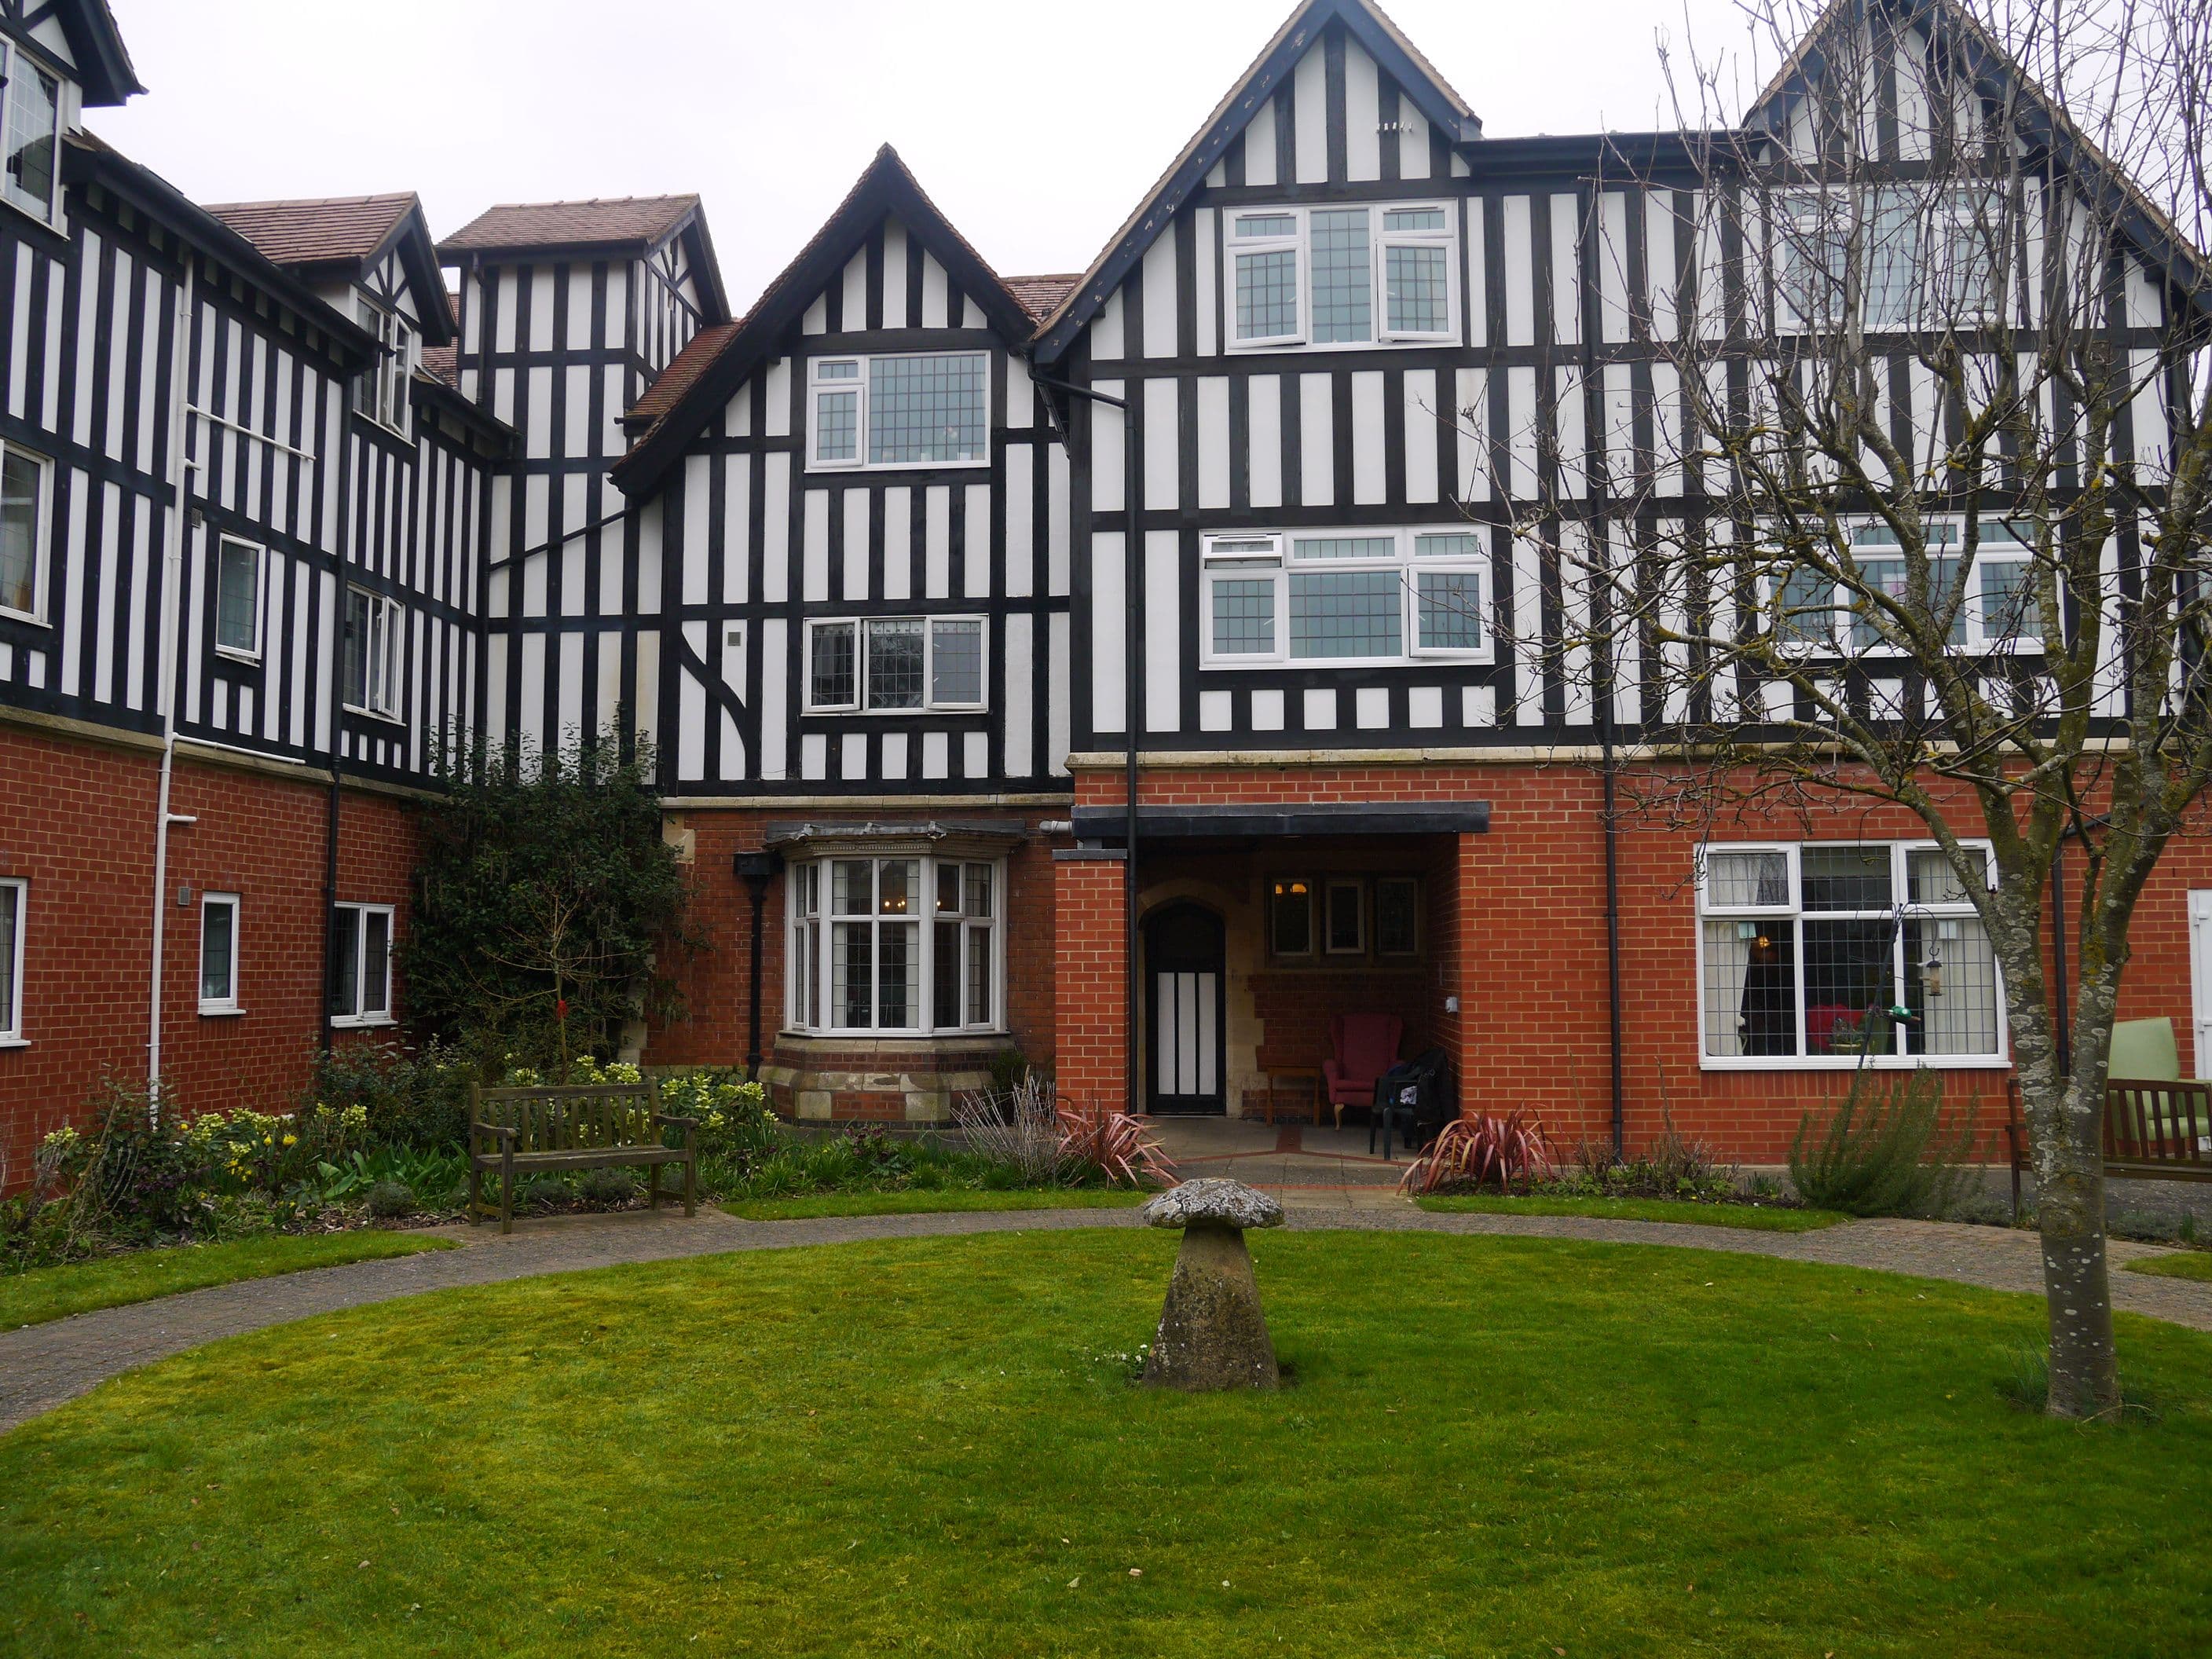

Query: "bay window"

xmin=786 ymin=853 xmax=1002 ymax=1035
xmin=808 ymin=351 xmax=989 ymax=471
xmin=806 ymin=615 xmax=987 ymax=712
xmin=1228 ymin=201 xmax=1457 ymax=350
xmin=1697 ymin=841 xmax=2005 ymax=1066
xmin=1202 ymin=527 xmax=1487 ymax=667
xmin=1 ymin=39 xmax=61 ymax=224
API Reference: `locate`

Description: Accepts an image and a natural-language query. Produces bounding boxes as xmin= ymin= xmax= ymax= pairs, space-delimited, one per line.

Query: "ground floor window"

xmin=329 ymin=903 xmax=394 ymax=1025
xmin=199 ymin=892 xmax=240 ymax=1015
xmin=0 ymin=877 xmax=23 ymax=1041
xmin=1269 ymin=874 xmax=1420 ymax=961
xmin=786 ymin=854 xmax=1002 ymax=1035
xmin=1696 ymin=841 xmax=2002 ymax=1064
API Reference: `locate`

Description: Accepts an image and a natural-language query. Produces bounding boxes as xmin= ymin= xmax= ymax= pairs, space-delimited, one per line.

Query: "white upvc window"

xmin=1227 ymin=201 xmax=1458 ymax=351
xmin=1200 ymin=526 xmax=1488 ymax=668
xmin=786 ymin=853 xmax=1004 ymax=1035
xmin=214 ymin=535 xmax=264 ymax=661
xmin=1695 ymin=841 xmax=2007 ymax=1068
xmin=329 ymin=902 xmax=394 ymax=1026
xmin=353 ymin=298 xmax=415 ymax=434
xmin=806 ymin=351 xmax=990 ymax=471
xmin=1776 ymin=185 xmax=2010 ymax=335
xmin=199 ymin=892 xmax=241 ymax=1016
xmin=342 ymin=587 xmax=401 ymax=717
xmin=1771 ymin=518 xmax=2045 ymax=655
xmin=0 ymin=38 xmax=63 ymax=225
xmin=804 ymin=615 xmax=987 ymax=712
xmin=0 ymin=438 xmax=51 ymax=623
xmin=0 ymin=877 xmax=24 ymax=1043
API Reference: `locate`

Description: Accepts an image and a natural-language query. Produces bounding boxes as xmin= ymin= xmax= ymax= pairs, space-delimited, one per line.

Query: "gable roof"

xmin=45 ymin=0 xmax=144 ymax=106
xmin=610 ymin=145 xmax=1036 ymax=498
xmin=1749 ymin=0 xmax=2209 ymax=315
xmin=204 ymin=192 xmax=453 ymax=345
xmin=1004 ymin=273 xmax=1083 ymax=322
xmin=435 ymin=193 xmax=731 ymax=327
xmin=1031 ymin=0 xmax=1481 ymax=363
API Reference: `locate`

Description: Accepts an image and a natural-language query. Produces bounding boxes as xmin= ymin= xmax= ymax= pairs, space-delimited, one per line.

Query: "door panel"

xmin=1146 ymin=903 xmax=1226 ymax=1114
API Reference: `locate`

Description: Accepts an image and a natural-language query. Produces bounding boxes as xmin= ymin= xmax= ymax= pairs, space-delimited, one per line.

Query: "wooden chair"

xmin=468 ymin=1080 xmax=699 ymax=1236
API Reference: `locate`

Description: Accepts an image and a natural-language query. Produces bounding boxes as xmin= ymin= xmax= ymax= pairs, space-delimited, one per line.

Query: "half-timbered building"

xmin=3 ymin=0 xmax=2207 ymax=1174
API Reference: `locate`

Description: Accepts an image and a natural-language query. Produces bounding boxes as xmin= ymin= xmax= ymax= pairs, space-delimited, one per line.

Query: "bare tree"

xmin=1476 ymin=0 xmax=2209 ymax=1416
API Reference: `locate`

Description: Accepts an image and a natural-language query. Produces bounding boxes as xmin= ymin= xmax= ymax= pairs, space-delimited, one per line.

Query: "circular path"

xmin=3 ymin=1203 xmax=2208 ymax=1434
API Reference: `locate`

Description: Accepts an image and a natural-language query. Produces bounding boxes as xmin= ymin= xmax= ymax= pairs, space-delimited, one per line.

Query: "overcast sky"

xmin=93 ymin=0 xmax=1762 ymax=309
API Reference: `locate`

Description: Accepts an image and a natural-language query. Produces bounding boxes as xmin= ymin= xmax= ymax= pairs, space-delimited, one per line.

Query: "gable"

xmin=1031 ymin=0 xmax=1481 ymax=363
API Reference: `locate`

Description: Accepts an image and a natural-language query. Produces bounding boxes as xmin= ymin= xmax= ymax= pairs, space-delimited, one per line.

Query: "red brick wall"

xmin=1051 ymin=852 xmax=1126 ymax=1112
xmin=1063 ymin=760 xmax=2212 ymax=1163
xmin=0 ymin=724 xmax=422 ymax=1181
xmin=649 ymin=808 xmax=1065 ymax=1075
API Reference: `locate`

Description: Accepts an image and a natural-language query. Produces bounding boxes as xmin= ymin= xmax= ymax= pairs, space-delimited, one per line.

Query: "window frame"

xmin=342 ymin=586 xmax=402 ymax=720
xmin=784 ymin=851 xmax=1005 ymax=1038
xmin=1225 ymin=200 xmax=1460 ymax=354
xmin=1324 ymin=878 xmax=1366 ymax=955
xmin=198 ymin=891 xmax=241 ymax=1016
xmin=1766 ymin=518 xmax=2049 ymax=657
xmin=328 ymin=901 xmax=395 ymax=1028
xmin=1375 ymin=875 xmax=1420 ymax=956
xmin=0 ymin=437 xmax=53 ymax=625
xmin=1693 ymin=840 xmax=2009 ymax=1071
xmin=1774 ymin=185 xmax=2011 ymax=337
xmin=0 ymin=36 xmax=65 ymax=228
xmin=804 ymin=350 xmax=992 ymax=474
xmin=353 ymin=298 xmax=415 ymax=435
xmin=0 ymin=875 xmax=24 ymax=1044
xmin=803 ymin=614 xmax=990 ymax=715
xmin=213 ymin=534 xmax=265 ymax=662
xmin=1268 ymin=877 xmax=1315 ymax=958
xmin=1199 ymin=526 xmax=1490 ymax=668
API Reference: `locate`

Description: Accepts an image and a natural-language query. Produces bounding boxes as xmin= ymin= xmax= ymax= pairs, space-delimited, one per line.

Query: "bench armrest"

xmin=471 ymin=1122 xmax=518 ymax=1144
xmin=654 ymin=1112 xmax=700 ymax=1129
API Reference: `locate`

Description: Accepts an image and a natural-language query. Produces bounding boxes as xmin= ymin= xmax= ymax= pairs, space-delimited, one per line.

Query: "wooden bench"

xmin=2003 ymin=1076 xmax=2212 ymax=1220
xmin=468 ymin=1080 xmax=699 ymax=1235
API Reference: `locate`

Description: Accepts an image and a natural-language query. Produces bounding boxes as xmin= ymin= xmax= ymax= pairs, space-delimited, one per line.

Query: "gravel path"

xmin=3 ymin=1202 xmax=2207 ymax=1435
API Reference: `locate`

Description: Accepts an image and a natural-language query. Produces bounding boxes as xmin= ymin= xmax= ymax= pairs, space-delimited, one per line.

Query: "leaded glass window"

xmin=1309 ymin=209 xmax=1372 ymax=343
xmin=809 ymin=621 xmax=857 ymax=709
xmin=793 ymin=855 xmax=1002 ymax=1035
xmin=929 ymin=617 xmax=983 ymax=707
xmin=1200 ymin=526 xmax=1488 ymax=665
xmin=868 ymin=353 xmax=987 ymax=465
xmin=1226 ymin=202 xmax=1456 ymax=350
xmin=866 ymin=618 xmax=926 ymax=709
xmin=2 ymin=46 xmax=60 ymax=221
xmin=0 ymin=444 xmax=46 ymax=619
xmin=1290 ymin=570 xmax=1401 ymax=658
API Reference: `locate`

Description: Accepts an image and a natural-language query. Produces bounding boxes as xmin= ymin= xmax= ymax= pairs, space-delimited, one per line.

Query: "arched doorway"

xmin=1144 ymin=901 xmax=1226 ymax=1115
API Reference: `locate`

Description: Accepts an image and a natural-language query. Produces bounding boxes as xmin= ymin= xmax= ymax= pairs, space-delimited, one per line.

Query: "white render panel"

xmin=1345 ymin=42 xmax=1381 ymax=181
xmin=1047 ymin=611 xmax=1071 ymax=775
xmin=1403 ymin=368 xmax=1439 ymax=504
xmin=1195 ymin=209 xmax=1218 ymax=357
xmin=1003 ymin=612 xmax=1033 ymax=776
xmin=963 ymin=484 xmax=991 ymax=599
xmin=802 ymin=488 xmax=830 ymax=601
xmin=761 ymin=454 xmax=790 ymax=602
xmin=1196 ymin=376 xmax=1230 ymax=510
xmin=881 ymin=222 xmax=907 ymax=329
xmin=1247 ymin=374 xmax=1283 ymax=509
xmin=1092 ymin=529 xmax=1126 ymax=734
xmin=1251 ymin=687 xmax=1285 ymax=731
xmin=1298 ymin=372 xmax=1332 ymax=507
xmin=1293 ymin=46 xmax=1328 ymax=183
xmin=1244 ymin=97 xmax=1278 ymax=188
xmin=884 ymin=483 xmax=913 ymax=601
xmin=1145 ymin=529 xmax=1179 ymax=733
xmin=1093 ymin=388 xmax=1126 ymax=511
xmin=1005 ymin=445 xmax=1034 ymax=596
xmin=760 ymin=617 xmax=788 ymax=779
xmin=1356 ymin=687 xmax=1389 ymax=729
xmin=1302 ymin=687 xmax=1336 ymax=731
xmin=1503 ymin=196 xmax=1534 ymax=346
xmin=1143 ymin=235 xmax=1177 ymax=358
xmin=1350 ymin=371 xmax=1386 ymax=505
xmin=925 ymin=485 xmax=950 ymax=598
xmin=1144 ymin=377 xmax=1178 ymax=510
xmin=844 ymin=486 xmax=870 ymax=601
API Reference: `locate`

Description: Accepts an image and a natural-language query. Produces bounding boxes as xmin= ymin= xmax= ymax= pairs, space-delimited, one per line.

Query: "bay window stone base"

xmin=758 ymin=1033 xmax=1020 ymax=1125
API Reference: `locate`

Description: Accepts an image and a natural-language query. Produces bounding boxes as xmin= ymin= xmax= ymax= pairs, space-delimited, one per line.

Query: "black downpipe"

xmin=734 ymin=851 xmax=781 ymax=1080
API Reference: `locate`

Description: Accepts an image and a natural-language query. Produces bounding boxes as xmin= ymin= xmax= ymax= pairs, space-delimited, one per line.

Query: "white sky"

xmin=92 ymin=0 xmax=1761 ymax=309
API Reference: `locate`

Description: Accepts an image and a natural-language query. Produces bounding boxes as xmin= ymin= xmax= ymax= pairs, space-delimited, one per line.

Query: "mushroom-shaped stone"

xmin=1137 ymin=1178 xmax=1285 ymax=1390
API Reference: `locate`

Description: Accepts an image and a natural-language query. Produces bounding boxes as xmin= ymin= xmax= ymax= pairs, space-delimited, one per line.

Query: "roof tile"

xmin=438 ymin=196 xmax=700 ymax=256
xmin=203 ymin=192 xmax=417 ymax=268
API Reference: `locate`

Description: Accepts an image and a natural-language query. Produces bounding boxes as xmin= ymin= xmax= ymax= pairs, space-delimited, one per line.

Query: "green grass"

xmin=2126 ymin=1248 xmax=2212 ymax=1282
xmin=723 ymin=1187 xmax=1148 ymax=1221
xmin=1416 ymin=1192 xmax=1849 ymax=1231
xmin=0 ymin=1232 xmax=453 ymax=1329
xmin=4 ymin=1232 xmax=2209 ymax=1657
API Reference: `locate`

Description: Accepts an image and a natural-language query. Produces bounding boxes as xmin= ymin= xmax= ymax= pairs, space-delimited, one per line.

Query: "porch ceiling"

xmin=1072 ymin=803 xmax=1488 ymax=843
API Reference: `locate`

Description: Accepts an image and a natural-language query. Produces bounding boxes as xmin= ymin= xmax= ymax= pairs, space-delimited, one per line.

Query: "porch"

xmin=1060 ymin=801 xmax=1479 ymax=1126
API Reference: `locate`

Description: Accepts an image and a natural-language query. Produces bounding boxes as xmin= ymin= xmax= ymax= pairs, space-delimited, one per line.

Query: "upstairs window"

xmin=808 ymin=352 xmax=990 ymax=471
xmin=1778 ymin=187 xmax=2010 ymax=335
xmin=1229 ymin=202 xmax=1456 ymax=350
xmin=1 ymin=40 xmax=61 ymax=223
xmin=0 ymin=439 xmax=50 ymax=622
xmin=1771 ymin=519 xmax=2045 ymax=655
xmin=806 ymin=616 xmax=987 ymax=712
xmin=342 ymin=587 xmax=401 ymax=718
xmin=1201 ymin=527 xmax=1488 ymax=667
xmin=214 ymin=536 xmax=263 ymax=660
xmin=353 ymin=300 xmax=415 ymax=433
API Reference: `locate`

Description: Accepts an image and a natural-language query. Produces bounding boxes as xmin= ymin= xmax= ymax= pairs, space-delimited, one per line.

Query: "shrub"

xmin=521 ymin=1176 xmax=571 ymax=1210
xmin=42 ymin=1081 xmax=209 ymax=1240
xmin=657 ymin=1069 xmax=780 ymax=1165
xmin=1055 ymin=1102 xmax=1176 ymax=1188
xmin=577 ymin=1166 xmax=637 ymax=1207
xmin=365 ymin=1181 xmax=417 ymax=1219
xmin=1789 ymin=1067 xmax=1979 ymax=1218
xmin=1401 ymin=1111 xmax=1558 ymax=1197
xmin=312 ymin=1041 xmax=472 ymax=1151
xmin=952 ymin=1072 xmax=1064 ymax=1185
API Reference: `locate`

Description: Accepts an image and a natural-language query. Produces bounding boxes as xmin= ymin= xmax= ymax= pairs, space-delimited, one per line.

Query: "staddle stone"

xmin=1138 ymin=1178 xmax=1284 ymax=1390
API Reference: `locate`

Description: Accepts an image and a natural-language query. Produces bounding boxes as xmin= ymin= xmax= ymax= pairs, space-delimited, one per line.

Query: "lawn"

xmin=2127 ymin=1249 xmax=2212 ymax=1282
xmin=0 ymin=1232 xmax=453 ymax=1329
xmin=2 ymin=1232 xmax=2208 ymax=1657
xmin=1416 ymin=1192 xmax=1848 ymax=1231
xmin=724 ymin=1188 xmax=1148 ymax=1221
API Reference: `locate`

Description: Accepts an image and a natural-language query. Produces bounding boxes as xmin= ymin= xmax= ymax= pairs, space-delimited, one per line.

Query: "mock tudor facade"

xmin=2 ymin=0 xmax=2205 ymax=1174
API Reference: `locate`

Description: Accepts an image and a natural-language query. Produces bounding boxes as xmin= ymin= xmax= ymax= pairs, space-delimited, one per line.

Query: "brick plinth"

xmin=1051 ymin=851 xmax=1128 ymax=1113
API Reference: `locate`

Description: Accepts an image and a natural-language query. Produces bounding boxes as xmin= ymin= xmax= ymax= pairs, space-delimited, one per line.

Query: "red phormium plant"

xmin=1056 ymin=1102 xmax=1179 ymax=1189
xmin=1398 ymin=1111 xmax=1558 ymax=1196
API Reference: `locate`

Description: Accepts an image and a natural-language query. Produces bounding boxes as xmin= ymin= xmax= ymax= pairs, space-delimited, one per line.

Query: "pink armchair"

xmin=1323 ymin=1013 xmax=1404 ymax=1128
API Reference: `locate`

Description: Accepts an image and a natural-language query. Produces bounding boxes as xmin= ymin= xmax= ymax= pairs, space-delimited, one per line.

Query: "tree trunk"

xmin=2031 ymin=1077 xmax=2120 ymax=1418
